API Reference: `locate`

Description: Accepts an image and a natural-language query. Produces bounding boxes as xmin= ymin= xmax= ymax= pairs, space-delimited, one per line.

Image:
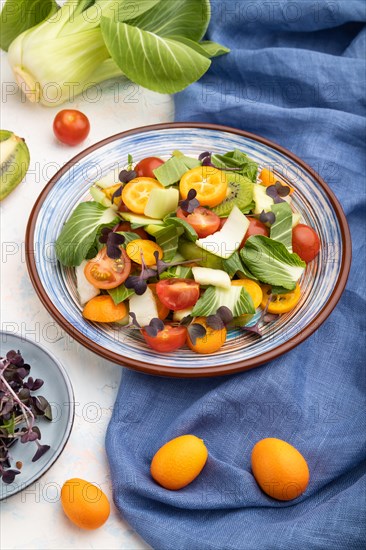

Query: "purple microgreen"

xmin=198 ymin=151 xmax=211 ymax=161
xmin=240 ymin=294 xmax=276 ymax=336
xmin=32 ymin=443 xmax=50 ymax=463
xmin=216 ymin=306 xmax=233 ymax=325
xmin=178 ymin=188 xmax=200 ymax=214
xmin=6 ymin=350 xmax=24 ymax=367
xmin=266 ymin=182 xmax=290 ymax=204
xmin=179 ymin=315 xmax=193 ymax=326
xmin=259 ymin=210 xmax=276 ymax=225
xmin=206 ymin=315 xmax=225 ymax=330
xmin=206 ymin=306 xmax=233 ymax=330
xmin=1 ymin=468 xmax=20 ymax=484
xmin=125 ymin=276 xmax=147 ymax=295
xmin=111 ymin=185 xmax=123 ymax=204
xmin=153 ymin=251 xmax=200 ymax=278
xmin=119 ymin=169 xmax=137 ymax=183
xmin=129 ymin=312 xmax=141 ymax=328
xmin=99 ymin=228 xmax=125 ymax=259
xmin=263 ymin=313 xmax=280 ymax=323
xmin=144 ymin=318 xmax=165 ymax=338
xmin=187 ymin=323 xmax=207 ymax=345
xmin=0 ymin=349 xmax=51 ymax=481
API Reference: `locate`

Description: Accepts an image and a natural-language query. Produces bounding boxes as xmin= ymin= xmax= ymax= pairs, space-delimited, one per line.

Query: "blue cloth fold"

xmin=106 ymin=2 xmax=366 ymax=548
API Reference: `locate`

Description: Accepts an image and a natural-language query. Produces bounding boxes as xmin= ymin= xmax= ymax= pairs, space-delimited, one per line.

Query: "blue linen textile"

xmin=106 ymin=1 xmax=366 ymax=548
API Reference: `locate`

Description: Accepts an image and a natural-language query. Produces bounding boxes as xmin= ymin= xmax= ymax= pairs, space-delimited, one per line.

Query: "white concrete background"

xmin=0 ymin=17 xmax=174 ymax=548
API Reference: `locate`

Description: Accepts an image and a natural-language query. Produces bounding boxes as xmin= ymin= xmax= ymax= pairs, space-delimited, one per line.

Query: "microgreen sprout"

xmin=179 ymin=189 xmax=200 ymax=214
xmin=206 ymin=306 xmax=233 ymax=330
xmin=125 ymin=252 xmax=156 ymax=295
xmin=153 ymin=251 xmax=201 ymax=278
xmin=199 ymin=151 xmax=242 ymax=171
xmin=187 ymin=323 xmax=207 ymax=345
xmin=119 ymin=169 xmax=137 ymax=183
xmin=99 ymin=227 xmax=125 ymax=259
xmin=266 ymin=181 xmax=290 ymax=203
xmin=240 ymin=295 xmax=278 ymax=336
xmin=0 ymin=350 xmax=51 ymax=484
xmin=144 ymin=318 xmax=165 ymax=338
xmin=259 ymin=210 xmax=276 ymax=225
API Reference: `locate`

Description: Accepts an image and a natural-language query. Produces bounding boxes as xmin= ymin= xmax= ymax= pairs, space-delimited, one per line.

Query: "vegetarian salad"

xmin=56 ymin=149 xmax=320 ymax=355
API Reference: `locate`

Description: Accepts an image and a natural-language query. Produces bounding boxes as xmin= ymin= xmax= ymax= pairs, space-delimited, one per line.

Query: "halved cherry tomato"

xmin=82 ymin=295 xmax=127 ymax=323
xmin=179 ymin=166 xmax=228 ymax=208
xmin=53 ymin=109 xmax=90 ymax=146
xmin=122 ymin=177 xmax=163 ymax=214
xmin=156 ymin=279 xmax=200 ymax=311
xmin=259 ymin=168 xmax=294 ymax=194
xmin=240 ymin=217 xmax=269 ymax=248
xmin=177 ymin=207 xmax=221 ymax=238
xmin=135 ymin=157 xmax=164 ymax=178
xmin=148 ymin=284 xmax=170 ymax=320
xmin=84 ymin=248 xmax=131 ymax=290
xmin=141 ymin=325 xmax=187 ymax=353
xmin=292 ymin=224 xmax=320 ymax=263
xmin=219 ymin=217 xmax=227 ymax=229
xmin=117 ymin=222 xmax=149 ymax=240
xmin=231 ymin=279 xmax=263 ymax=308
xmin=187 ymin=317 xmax=227 ymax=354
xmin=260 ymin=283 xmax=301 ymax=314
xmin=126 ymin=239 xmax=163 ymax=266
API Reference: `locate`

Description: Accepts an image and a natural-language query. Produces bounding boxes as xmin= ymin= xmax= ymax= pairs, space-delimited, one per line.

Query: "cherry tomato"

xmin=135 ymin=157 xmax=164 ymax=179
xmin=219 ymin=217 xmax=227 ymax=229
xmin=116 ymin=222 xmax=149 ymax=240
xmin=156 ymin=279 xmax=200 ymax=311
xmin=53 ymin=110 xmax=90 ymax=146
xmin=141 ymin=325 xmax=187 ymax=353
xmin=84 ymin=248 xmax=131 ymax=290
xmin=292 ymin=224 xmax=320 ymax=263
xmin=240 ymin=217 xmax=269 ymax=248
xmin=177 ymin=207 xmax=221 ymax=238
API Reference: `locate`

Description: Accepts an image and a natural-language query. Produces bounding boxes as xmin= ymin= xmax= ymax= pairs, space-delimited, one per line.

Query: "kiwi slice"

xmin=0 ymin=130 xmax=30 ymax=201
xmin=213 ymin=172 xmax=254 ymax=217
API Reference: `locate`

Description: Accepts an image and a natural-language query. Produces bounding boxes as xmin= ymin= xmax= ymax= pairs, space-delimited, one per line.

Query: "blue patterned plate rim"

xmin=25 ymin=123 xmax=352 ymax=378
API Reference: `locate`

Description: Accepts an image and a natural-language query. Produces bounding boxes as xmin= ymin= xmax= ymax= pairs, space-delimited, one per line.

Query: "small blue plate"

xmin=0 ymin=332 xmax=74 ymax=500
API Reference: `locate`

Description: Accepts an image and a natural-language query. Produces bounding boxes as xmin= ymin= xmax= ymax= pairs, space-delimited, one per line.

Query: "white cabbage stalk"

xmin=7 ymin=0 xmax=123 ymax=106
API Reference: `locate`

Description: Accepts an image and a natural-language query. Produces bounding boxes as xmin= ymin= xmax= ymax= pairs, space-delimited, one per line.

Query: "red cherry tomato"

xmin=84 ymin=248 xmax=131 ymax=290
xmin=141 ymin=324 xmax=187 ymax=353
xmin=177 ymin=207 xmax=221 ymax=238
xmin=219 ymin=217 xmax=227 ymax=229
xmin=116 ymin=222 xmax=149 ymax=240
xmin=134 ymin=157 xmax=164 ymax=179
xmin=156 ymin=279 xmax=200 ymax=311
xmin=240 ymin=217 xmax=269 ymax=248
xmin=53 ymin=110 xmax=90 ymax=146
xmin=292 ymin=224 xmax=320 ymax=263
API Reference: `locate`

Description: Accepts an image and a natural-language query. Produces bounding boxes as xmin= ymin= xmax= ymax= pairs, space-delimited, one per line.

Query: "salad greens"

xmin=240 ymin=236 xmax=306 ymax=290
xmin=192 ymin=286 xmax=255 ymax=317
xmin=54 ymin=145 xmax=320 ymax=354
xmin=1 ymin=0 xmax=229 ymax=105
xmin=55 ymin=202 xmax=119 ymax=267
xmin=270 ymin=202 xmax=294 ymax=252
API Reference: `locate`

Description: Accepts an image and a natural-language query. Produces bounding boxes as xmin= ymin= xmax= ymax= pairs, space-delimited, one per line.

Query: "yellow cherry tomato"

xmin=187 ymin=317 xmax=227 ymax=354
xmin=231 ymin=279 xmax=263 ymax=308
xmin=259 ymin=168 xmax=294 ymax=194
xmin=179 ymin=166 xmax=228 ymax=207
xmin=126 ymin=239 xmax=163 ymax=266
xmin=122 ymin=177 xmax=163 ymax=214
xmin=260 ymin=283 xmax=301 ymax=314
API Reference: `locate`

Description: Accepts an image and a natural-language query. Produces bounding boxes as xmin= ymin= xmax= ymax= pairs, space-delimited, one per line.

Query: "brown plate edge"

xmin=25 ymin=122 xmax=352 ymax=378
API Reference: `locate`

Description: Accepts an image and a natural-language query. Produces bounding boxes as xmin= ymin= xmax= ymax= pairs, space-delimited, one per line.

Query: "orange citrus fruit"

xmin=187 ymin=317 xmax=227 ymax=354
xmin=126 ymin=239 xmax=163 ymax=266
xmin=259 ymin=168 xmax=294 ymax=193
xmin=179 ymin=166 xmax=228 ymax=207
xmin=251 ymin=438 xmax=310 ymax=501
xmin=151 ymin=435 xmax=208 ymax=490
xmin=122 ymin=177 xmax=163 ymax=214
xmin=82 ymin=295 xmax=127 ymax=323
xmin=61 ymin=478 xmax=110 ymax=529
